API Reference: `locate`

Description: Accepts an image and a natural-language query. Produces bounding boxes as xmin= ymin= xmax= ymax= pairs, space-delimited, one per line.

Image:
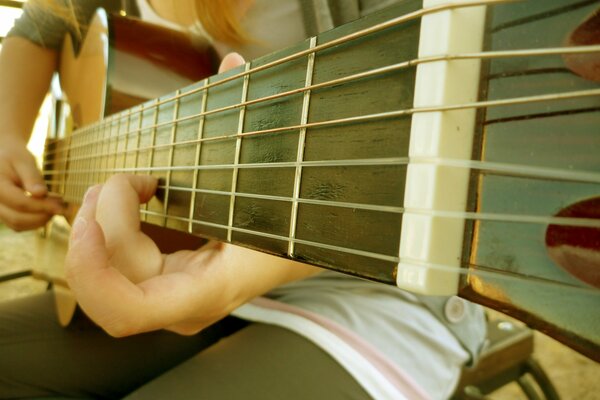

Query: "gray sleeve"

xmin=7 ymin=0 xmax=116 ymax=50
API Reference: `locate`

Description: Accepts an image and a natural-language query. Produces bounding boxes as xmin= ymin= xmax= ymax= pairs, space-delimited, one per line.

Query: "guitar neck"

xmin=44 ymin=0 xmax=600 ymax=361
xmin=48 ymin=0 xmax=426 ymax=285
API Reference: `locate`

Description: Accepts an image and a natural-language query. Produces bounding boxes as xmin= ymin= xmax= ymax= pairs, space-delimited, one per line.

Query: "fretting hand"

xmin=65 ymin=53 xmax=318 ymax=337
xmin=66 ymin=174 xmax=317 ymax=337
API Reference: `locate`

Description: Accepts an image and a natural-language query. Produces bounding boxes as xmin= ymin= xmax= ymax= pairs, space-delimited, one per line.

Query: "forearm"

xmin=0 ymin=37 xmax=57 ymax=143
xmin=217 ymin=244 xmax=321 ymax=315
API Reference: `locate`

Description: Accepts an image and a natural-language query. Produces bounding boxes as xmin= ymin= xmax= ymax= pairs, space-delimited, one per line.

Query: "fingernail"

xmin=83 ymin=187 xmax=95 ymax=202
xmin=32 ymin=183 xmax=47 ymax=192
xmin=71 ymin=217 xmax=88 ymax=242
xmin=82 ymin=185 xmax=100 ymax=205
xmin=29 ymin=184 xmax=48 ymax=197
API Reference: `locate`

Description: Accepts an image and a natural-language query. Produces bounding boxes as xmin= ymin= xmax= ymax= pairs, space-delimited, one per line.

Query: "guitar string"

xmin=41 ymin=86 xmax=600 ymax=184
xmin=43 ymin=152 xmax=600 ymax=188
xmin=47 ymin=176 xmax=600 ymax=229
xmin=45 ymin=0 xmax=512 ymax=149
xmin=404 ymin=259 xmax=599 ymax=296
xmin=43 ymin=44 xmax=600 ymax=158
xmin=113 ymin=208 xmax=598 ymax=296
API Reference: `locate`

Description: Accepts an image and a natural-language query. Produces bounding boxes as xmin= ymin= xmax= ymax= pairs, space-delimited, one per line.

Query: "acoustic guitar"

xmin=38 ymin=0 xmax=599 ymax=361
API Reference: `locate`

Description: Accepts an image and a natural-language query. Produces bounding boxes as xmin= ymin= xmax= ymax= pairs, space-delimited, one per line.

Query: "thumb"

xmin=218 ymin=52 xmax=246 ymax=73
xmin=12 ymin=150 xmax=47 ymax=198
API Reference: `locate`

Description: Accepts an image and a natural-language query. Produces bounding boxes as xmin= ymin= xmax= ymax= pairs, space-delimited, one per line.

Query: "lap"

xmin=0 ymin=291 xmax=370 ymax=399
xmin=126 ymin=323 xmax=371 ymax=400
xmin=0 ymin=291 xmax=246 ymax=399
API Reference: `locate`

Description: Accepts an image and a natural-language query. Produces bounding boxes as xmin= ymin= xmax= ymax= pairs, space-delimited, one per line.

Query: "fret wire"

xmin=134 ymin=104 xmax=144 ymax=176
xmin=49 ymin=179 xmax=600 ymax=229
xmin=61 ymin=133 xmax=71 ymax=196
xmin=122 ymin=109 xmax=132 ymax=170
xmin=82 ymin=126 xmax=91 ymax=197
xmin=51 ymin=43 xmax=600 ymax=160
xmin=144 ymin=99 xmax=160 ymax=221
xmin=162 ymin=90 xmax=181 ymax=226
xmin=56 ymin=0 xmax=509 ymax=148
xmin=188 ymin=79 xmax=209 ymax=233
xmin=67 ymin=129 xmax=75 ymax=200
xmin=111 ymin=115 xmax=120 ymax=175
xmin=80 ymin=126 xmax=90 ymax=198
xmin=289 ymin=36 xmax=317 ymax=257
xmin=69 ymin=129 xmax=77 ymax=200
xmin=42 ymin=153 xmax=600 ymax=185
xmin=67 ymin=130 xmax=74 ymax=199
xmin=88 ymin=125 xmax=96 ymax=187
xmin=99 ymin=118 xmax=110 ymax=183
xmin=227 ymin=62 xmax=251 ymax=242
xmin=65 ymin=131 xmax=73 ymax=199
xmin=105 ymin=116 xmax=117 ymax=182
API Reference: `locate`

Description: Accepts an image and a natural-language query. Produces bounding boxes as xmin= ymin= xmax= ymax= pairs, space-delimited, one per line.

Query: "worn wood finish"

xmin=460 ymin=0 xmax=600 ymax=361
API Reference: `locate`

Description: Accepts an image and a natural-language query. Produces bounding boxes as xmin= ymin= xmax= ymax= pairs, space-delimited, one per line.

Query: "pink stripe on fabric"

xmin=250 ymin=297 xmax=431 ymax=400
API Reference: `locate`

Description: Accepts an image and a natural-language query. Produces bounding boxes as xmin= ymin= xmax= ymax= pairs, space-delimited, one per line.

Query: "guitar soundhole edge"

xmin=545 ymin=196 xmax=600 ymax=289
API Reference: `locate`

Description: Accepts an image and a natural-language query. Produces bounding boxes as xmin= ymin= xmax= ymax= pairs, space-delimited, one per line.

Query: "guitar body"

xmin=42 ymin=1 xmax=599 ymax=360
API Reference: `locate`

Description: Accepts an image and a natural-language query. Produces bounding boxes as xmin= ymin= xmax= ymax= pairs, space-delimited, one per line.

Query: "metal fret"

xmin=71 ymin=129 xmax=80 ymax=200
xmin=63 ymin=133 xmax=72 ymax=198
xmin=122 ymin=108 xmax=132 ymax=169
xmin=133 ymin=104 xmax=143 ymax=173
xmin=111 ymin=114 xmax=120 ymax=174
xmin=227 ymin=63 xmax=251 ymax=242
xmin=88 ymin=125 xmax=97 ymax=187
xmin=288 ymin=36 xmax=317 ymax=257
xmin=143 ymin=99 xmax=160 ymax=222
xmin=80 ymin=127 xmax=91 ymax=199
xmin=188 ymin=79 xmax=209 ymax=233
xmin=162 ymin=91 xmax=181 ymax=226
xmin=101 ymin=118 xmax=112 ymax=183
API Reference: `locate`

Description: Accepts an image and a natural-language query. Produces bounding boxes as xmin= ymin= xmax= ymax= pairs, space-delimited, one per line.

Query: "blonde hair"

xmin=193 ymin=0 xmax=248 ymax=45
xmin=29 ymin=0 xmax=248 ymax=45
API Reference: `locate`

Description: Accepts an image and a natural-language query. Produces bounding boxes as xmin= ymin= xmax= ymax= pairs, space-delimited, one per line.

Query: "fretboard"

xmin=44 ymin=0 xmax=425 ymax=283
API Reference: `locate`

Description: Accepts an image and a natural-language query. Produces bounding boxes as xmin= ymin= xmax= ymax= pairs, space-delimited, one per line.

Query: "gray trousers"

xmin=0 ymin=291 xmax=371 ymax=399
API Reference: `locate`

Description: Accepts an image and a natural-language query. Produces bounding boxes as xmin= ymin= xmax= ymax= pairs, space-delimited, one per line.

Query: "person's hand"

xmin=0 ymin=136 xmax=65 ymax=231
xmin=65 ymin=53 xmax=318 ymax=337
xmin=66 ymin=174 xmax=316 ymax=337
